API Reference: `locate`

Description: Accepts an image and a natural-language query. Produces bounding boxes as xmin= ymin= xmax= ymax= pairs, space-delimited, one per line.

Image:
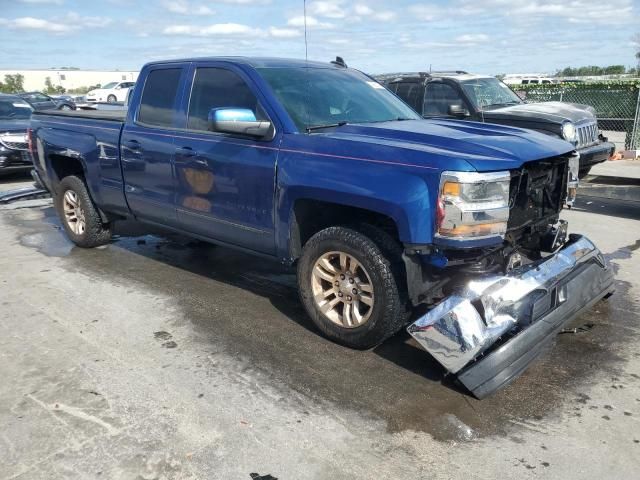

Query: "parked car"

xmin=0 ymin=94 xmax=34 ymax=175
xmin=502 ymin=75 xmax=557 ymax=85
xmin=380 ymin=72 xmax=615 ymax=177
xmin=29 ymin=57 xmax=614 ymax=398
xmin=17 ymin=91 xmax=76 ymax=111
xmin=85 ymin=81 xmax=135 ymax=103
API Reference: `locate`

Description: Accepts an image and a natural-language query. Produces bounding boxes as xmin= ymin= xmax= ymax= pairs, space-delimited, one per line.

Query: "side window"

xmin=393 ymin=82 xmax=423 ymax=113
xmin=423 ymin=83 xmax=465 ymax=116
xmin=187 ymin=67 xmax=266 ymax=133
xmin=138 ymin=68 xmax=182 ymax=128
xmin=530 ymin=79 xmax=539 ymax=84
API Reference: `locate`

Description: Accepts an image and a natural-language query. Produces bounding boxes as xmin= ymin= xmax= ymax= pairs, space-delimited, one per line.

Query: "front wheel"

xmin=107 ymin=94 xmax=117 ymax=103
xmin=55 ymin=175 xmax=112 ymax=248
xmin=297 ymin=225 xmax=411 ymax=349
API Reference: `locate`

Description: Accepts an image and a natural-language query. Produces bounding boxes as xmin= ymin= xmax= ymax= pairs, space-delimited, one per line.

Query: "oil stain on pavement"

xmin=5 ymin=201 xmax=640 ymax=442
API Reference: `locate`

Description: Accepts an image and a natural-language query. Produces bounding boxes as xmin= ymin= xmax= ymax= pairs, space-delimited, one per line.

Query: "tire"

xmin=59 ymin=104 xmax=72 ymax=111
xmin=55 ymin=175 xmax=112 ymax=248
xmin=578 ymin=167 xmax=592 ymax=179
xmin=297 ymin=224 xmax=411 ymax=349
xmin=107 ymin=94 xmax=117 ymax=104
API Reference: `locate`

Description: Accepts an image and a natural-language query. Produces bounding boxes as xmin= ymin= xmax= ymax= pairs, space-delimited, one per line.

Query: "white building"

xmin=0 ymin=69 xmax=139 ymax=92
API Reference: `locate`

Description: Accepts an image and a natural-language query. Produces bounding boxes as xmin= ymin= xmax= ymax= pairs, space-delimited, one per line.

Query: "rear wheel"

xmin=107 ymin=94 xmax=117 ymax=103
xmin=297 ymin=225 xmax=411 ymax=349
xmin=55 ymin=175 xmax=111 ymax=248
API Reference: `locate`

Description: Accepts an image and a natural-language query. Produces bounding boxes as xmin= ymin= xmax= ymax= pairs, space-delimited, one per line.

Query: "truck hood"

xmin=0 ymin=119 xmax=30 ymax=133
xmin=481 ymin=101 xmax=596 ymax=126
xmin=320 ymin=119 xmax=574 ymax=171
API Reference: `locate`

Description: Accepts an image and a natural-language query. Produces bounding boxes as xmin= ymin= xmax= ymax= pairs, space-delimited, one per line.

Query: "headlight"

xmin=436 ymin=171 xmax=511 ymax=240
xmin=561 ymin=121 xmax=577 ymax=142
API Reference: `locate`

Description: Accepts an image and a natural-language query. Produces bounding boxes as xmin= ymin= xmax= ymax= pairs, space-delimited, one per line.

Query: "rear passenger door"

xmin=173 ymin=63 xmax=280 ymax=255
xmin=390 ymin=82 xmax=424 ymax=115
xmin=121 ymin=64 xmax=188 ymax=226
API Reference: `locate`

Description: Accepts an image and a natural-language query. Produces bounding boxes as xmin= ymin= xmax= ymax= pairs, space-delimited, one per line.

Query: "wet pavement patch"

xmin=6 ymin=202 xmax=640 ymax=442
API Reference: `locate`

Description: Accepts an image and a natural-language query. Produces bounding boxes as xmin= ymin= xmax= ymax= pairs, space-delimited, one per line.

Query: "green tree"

xmin=0 ymin=74 xmax=25 ymax=93
xmin=43 ymin=76 xmax=65 ymax=94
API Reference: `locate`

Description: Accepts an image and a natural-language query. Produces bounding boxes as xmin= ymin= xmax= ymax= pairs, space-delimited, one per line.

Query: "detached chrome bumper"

xmin=407 ymin=235 xmax=614 ymax=398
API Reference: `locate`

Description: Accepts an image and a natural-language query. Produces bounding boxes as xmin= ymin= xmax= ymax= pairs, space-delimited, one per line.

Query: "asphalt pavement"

xmin=1 ymin=172 xmax=639 ymax=479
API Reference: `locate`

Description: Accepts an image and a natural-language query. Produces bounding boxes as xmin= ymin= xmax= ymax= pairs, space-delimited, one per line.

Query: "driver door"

xmin=422 ymin=82 xmax=469 ymax=119
xmin=173 ymin=63 xmax=280 ymax=255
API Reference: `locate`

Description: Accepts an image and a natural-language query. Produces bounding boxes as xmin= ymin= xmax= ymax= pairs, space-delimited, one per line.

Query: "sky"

xmin=0 ymin=0 xmax=638 ymax=75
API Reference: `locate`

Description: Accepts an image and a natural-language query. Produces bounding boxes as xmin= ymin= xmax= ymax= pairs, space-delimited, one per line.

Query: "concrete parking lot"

xmin=1 ymin=172 xmax=639 ymax=479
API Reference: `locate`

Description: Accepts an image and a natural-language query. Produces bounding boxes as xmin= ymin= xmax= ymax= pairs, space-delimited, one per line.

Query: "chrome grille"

xmin=0 ymin=133 xmax=28 ymax=151
xmin=576 ymin=122 xmax=598 ymax=149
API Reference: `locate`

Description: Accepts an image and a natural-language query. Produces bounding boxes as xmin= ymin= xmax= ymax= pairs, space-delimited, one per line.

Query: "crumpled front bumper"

xmin=407 ymin=235 xmax=615 ymax=399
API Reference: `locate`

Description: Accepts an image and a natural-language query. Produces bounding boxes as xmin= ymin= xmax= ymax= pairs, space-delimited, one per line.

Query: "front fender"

xmin=275 ymin=149 xmax=437 ymax=259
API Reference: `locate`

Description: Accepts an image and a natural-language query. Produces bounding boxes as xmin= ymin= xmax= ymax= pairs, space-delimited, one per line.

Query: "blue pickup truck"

xmin=29 ymin=57 xmax=614 ymax=398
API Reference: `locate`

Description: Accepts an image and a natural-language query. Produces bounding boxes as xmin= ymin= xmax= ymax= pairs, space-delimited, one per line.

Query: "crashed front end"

xmin=406 ymin=153 xmax=614 ymax=398
xmin=408 ymin=235 xmax=614 ymax=398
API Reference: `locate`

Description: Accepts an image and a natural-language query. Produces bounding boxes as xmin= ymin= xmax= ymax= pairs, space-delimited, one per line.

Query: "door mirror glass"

xmin=448 ymin=104 xmax=470 ymax=117
xmin=208 ymin=108 xmax=272 ymax=138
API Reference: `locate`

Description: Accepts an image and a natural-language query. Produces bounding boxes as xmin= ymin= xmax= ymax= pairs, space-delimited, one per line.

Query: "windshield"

xmin=257 ymin=67 xmax=420 ymax=131
xmin=460 ymin=78 xmax=522 ymax=109
xmin=102 ymin=82 xmax=118 ymax=89
xmin=0 ymin=98 xmax=33 ymax=120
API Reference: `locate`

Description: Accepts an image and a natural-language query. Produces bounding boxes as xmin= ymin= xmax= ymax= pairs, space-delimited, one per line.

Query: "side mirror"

xmin=208 ymin=108 xmax=272 ymax=138
xmin=448 ymin=104 xmax=470 ymax=117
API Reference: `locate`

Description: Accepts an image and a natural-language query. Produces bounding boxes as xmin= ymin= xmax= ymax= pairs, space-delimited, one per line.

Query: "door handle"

xmin=123 ymin=139 xmax=140 ymax=150
xmin=175 ymin=146 xmax=197 ymax=157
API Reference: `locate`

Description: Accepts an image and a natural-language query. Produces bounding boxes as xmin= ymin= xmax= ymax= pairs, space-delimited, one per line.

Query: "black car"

xmin=17 ymin=91 xmax=76 ymax=111
xmin=0 ymin=94 xmax=34 ymax=175
xmin=379 ymin=72 xmax=615 ymax=177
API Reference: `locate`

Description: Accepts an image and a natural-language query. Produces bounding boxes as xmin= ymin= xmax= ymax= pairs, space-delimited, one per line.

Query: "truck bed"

xmin=33 ymin=109 xmax=126 ymax=122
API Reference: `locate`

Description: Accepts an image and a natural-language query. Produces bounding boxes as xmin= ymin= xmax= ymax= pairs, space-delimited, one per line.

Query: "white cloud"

xmin=63 ymin=12 xmax=112 ymax=28
xmin=308 ymin=1 xmax=347 ymax=19
xmin=287 ymin=15 xmax=334 ymax=29
xmin=162 ymin=0 xmax=215 ymax=15
xmin=0 ymin=12 xmax=112 ymax=34
xmin=0 ymin=16 xmax=70 ymax=33
xmin=354 ymin=3 xmax=396 ymax=21
xmin=455 ymin=33 xmax=490 ymax=44
xmin=18 ymin=0 xmax=64 ymax=4
xmin=268 ymin=27 xmax=301 ymax=38
xmin=407 ymin=4 xmax=448 ymax=21
xmin=163 ymin=22 xmax=260 ymax=36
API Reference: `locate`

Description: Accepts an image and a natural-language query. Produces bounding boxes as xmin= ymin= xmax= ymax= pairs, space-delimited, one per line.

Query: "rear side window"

xmin=393 ymin=82 xmax=423 ymax=113
xmin=138 ymin=68 xmax=182 ymax=128
xmin=187 ymin=67 xmax=265 ymax=132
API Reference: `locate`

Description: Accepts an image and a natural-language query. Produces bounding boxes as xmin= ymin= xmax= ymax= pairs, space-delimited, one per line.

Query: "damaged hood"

xmin=319 ymin=119 xmax=574 ymax=171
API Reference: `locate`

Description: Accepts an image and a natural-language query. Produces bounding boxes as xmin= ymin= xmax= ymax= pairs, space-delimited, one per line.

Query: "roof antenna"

xmin=303 ymin=0 xmax=311 ymax=132
xmin=303 ymin=0 xmax=308 ymax=62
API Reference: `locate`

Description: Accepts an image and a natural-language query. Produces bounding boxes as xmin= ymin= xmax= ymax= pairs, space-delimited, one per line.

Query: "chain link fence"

xmin=514 ymin=82 xmax=640 ymax=151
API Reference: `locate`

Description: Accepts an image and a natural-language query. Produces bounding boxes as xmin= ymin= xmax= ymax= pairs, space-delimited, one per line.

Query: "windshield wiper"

xmin=306 ymin=121 xmax=348 ymax=132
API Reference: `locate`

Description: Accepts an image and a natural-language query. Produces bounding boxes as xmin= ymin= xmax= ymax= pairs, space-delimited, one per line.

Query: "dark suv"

xmin=378 ymin=72 xmax=615 ymax=177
